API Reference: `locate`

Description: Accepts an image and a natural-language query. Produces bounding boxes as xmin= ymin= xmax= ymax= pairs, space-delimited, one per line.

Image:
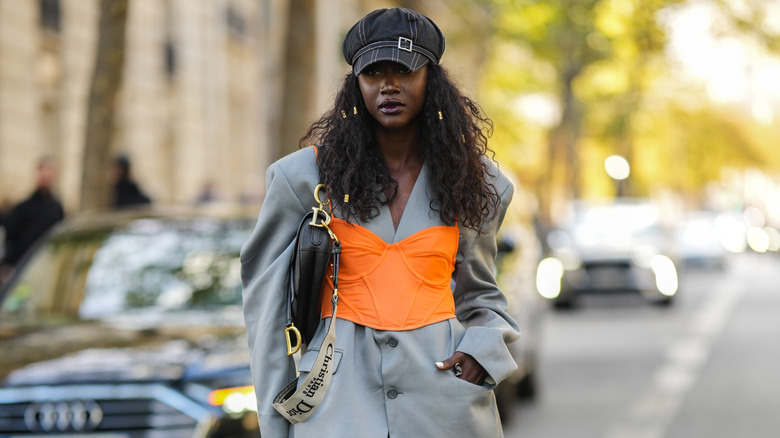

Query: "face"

xmin=358 ymin=61 xmax=428 ymax=132
xmin=36 ymin=161 xmax=56 ymax=189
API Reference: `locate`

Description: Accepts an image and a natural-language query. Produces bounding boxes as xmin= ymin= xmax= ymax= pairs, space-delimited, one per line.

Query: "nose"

xmin=380 ymin=72 xmax=400 ymax=94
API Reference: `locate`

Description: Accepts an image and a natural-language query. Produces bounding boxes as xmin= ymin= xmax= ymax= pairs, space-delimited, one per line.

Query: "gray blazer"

xmin=241 ymin=147 xmax=520 ymax=437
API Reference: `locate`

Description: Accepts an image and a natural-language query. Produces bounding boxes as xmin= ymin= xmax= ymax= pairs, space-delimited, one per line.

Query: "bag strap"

xmin=273 ymin=241 xmax=340 ymax=423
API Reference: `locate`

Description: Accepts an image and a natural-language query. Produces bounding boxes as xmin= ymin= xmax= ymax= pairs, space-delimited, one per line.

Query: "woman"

xmin=241 ymin=8 xmax=520 ymax=437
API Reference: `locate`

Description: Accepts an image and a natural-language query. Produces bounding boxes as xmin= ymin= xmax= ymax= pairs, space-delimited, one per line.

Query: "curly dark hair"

xmin=299 ymin=64 xmax=499 ymax=232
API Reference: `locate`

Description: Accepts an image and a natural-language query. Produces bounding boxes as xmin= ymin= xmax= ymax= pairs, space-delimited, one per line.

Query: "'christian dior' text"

xmin=303 ymin=343 xmax=334 ymax=397
xmin=285 ymin=343 xmax=334 ymax=417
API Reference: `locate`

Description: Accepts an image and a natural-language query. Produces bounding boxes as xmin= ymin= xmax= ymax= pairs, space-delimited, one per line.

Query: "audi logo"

xmin=24 ymin=400 xmax=103 ymax=433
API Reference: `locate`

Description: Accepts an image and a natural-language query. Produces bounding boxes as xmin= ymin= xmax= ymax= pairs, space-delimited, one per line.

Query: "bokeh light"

xmin=605 ymin=155 xmax=631 ymax=181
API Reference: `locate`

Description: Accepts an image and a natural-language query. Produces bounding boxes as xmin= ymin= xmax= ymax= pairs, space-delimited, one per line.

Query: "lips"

xmin=379 ymin=100 xmax=405 ymax=115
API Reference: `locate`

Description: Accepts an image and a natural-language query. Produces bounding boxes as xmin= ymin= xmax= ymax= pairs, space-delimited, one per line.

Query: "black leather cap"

xmin=343 ymin=8 xmax=445 ymax=75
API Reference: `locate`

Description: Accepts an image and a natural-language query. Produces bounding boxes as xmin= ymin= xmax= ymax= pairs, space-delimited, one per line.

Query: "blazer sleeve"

xmin=240 ymin=159 xmax=310 ymax=438
xmin=452 ymin=169 xmax=521 ymax=386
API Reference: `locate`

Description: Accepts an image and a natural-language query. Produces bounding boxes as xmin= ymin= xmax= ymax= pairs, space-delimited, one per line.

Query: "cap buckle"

xmin=398 ymin=37 xmax=413 ymax=52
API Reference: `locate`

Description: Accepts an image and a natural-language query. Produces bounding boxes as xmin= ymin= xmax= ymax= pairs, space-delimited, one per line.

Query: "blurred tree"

xmin=579 ymin=0 xmax=684 ymax=196
xmin=632 ymin=0 xmax=780 ymax=198
xmin=256 ymin=0 xmax=289 ymax=166
xmin=279 ymin=0 xmax=316 ymax=158
xmin=80 ymin=0 xmax=128 ymax=211
xmin=710 ymin=0 xmax=780 ymax=51
xmin=397 ymin=0 xmax=425 ymax=9
xmin=483 ymin=0 xmax=692 ymax=226
xmin=489 ymin=0 xmax=612 ymax=225
xmin=633 ymin=104 xmax=775 ymax=195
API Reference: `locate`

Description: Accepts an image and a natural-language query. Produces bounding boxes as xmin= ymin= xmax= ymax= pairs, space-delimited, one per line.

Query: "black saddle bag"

xmin=288 ymin=209 xmax=333 ymax=344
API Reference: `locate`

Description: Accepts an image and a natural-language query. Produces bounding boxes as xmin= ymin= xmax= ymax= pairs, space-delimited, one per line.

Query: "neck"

xmin=374 ymin=126 xmax=423 ymax=171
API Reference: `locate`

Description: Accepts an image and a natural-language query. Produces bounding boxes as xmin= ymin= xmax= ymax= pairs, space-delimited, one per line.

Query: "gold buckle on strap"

xmin=285 ymin=324 xmax=302 ymax=356
xmin=310 ymin=184 xmax=339 ymax=243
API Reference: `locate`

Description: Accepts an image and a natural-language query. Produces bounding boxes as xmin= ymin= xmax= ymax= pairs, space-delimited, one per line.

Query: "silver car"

xmin=536 ymin=198 xmax=680 ymax=309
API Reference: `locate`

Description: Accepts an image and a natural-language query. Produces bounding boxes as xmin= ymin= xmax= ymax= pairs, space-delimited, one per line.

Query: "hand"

xmin=435 ymin=351 xmax=487 ymax=386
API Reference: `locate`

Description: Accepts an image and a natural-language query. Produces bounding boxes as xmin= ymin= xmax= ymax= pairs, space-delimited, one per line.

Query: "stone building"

xmin=0 ymin=0 xmax=488 ymax=213
xmin=2 ymin=0 xmax=276 ymax=211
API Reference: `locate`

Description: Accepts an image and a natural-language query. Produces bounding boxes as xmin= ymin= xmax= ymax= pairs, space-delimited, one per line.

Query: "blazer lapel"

xmin=340 ymin=162 xmax=443 ymax=244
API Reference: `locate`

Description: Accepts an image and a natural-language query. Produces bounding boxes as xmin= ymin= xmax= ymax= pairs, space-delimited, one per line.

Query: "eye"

xmin=397 ymin=67 xmax=412 ymax=75
xmin=363 ymin=67 xmax=381 ymax=76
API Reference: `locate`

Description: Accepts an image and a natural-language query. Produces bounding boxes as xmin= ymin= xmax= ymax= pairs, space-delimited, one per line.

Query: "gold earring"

xmin=438 ymin=111 xmax=443 ymax=120
xmin=344 ymin=194 xmax=350 ymax=203
xmin=342 ymin=110 xmax=347 ymax=118
xmin=353 ymin=106 xmax=358 ymax=115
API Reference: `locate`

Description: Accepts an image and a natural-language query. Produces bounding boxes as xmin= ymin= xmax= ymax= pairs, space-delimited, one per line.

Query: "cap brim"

xmin=353 ymin=47 xmax=430 ymax=75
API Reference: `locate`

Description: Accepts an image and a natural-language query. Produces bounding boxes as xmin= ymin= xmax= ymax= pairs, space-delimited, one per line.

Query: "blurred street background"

xmin=503 ymin=251 xmax=780 ymax=438
xmin=2 ymin=0 xmax=780 ymax=437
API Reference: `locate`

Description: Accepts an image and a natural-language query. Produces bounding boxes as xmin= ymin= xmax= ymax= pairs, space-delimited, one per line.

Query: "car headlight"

xmin=650 ymin=255 xmax=678 ymax=296
xmin=208 ymin=385 xmax=257 ymax=416
xmin=536 ymin=257 xmax=564 ymax=299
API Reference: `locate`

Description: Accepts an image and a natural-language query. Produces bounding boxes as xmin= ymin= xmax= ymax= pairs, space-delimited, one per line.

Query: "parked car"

xmin=673 ymin=210 xmax=730 ymax=270
xmin=536 ymin=198 xmax=680 ymax=309
xmin=0 ymin=207 xmax=260 ymax=437
xmin=493 ymin=221 xmax=546 ymax=422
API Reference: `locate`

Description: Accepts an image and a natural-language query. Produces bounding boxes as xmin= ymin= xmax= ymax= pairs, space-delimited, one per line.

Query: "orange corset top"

xmin=319 ymin=218 xmax=459 ymax=331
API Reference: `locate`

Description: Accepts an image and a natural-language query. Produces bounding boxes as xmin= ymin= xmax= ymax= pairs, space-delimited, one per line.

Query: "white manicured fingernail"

xmin=434 ymin=361 xmax=444 ymax=368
